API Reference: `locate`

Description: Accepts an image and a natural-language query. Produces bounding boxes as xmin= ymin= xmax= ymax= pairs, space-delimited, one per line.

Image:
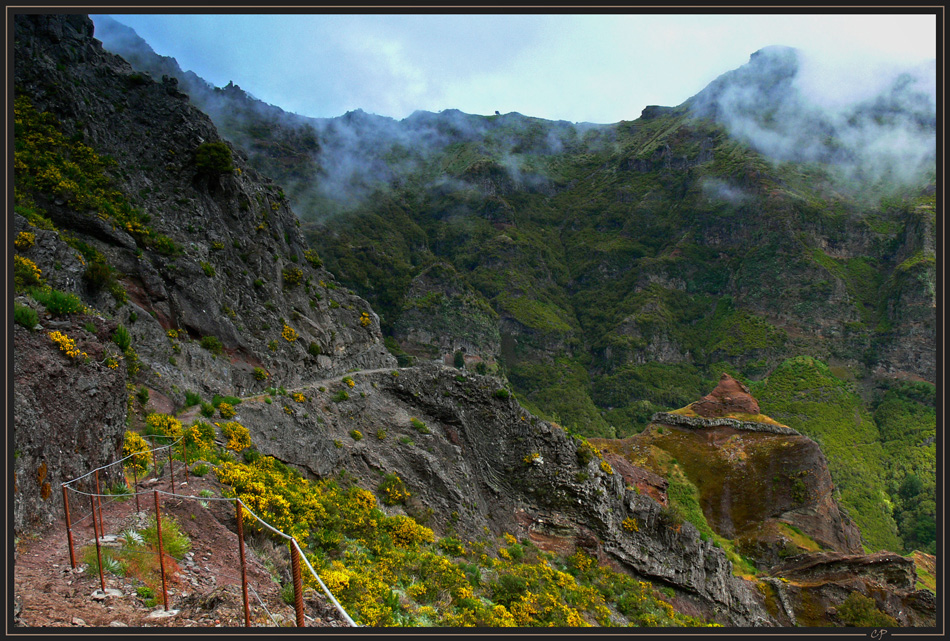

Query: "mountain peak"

xmin=691 ymin=373 xmax=760 ymax=418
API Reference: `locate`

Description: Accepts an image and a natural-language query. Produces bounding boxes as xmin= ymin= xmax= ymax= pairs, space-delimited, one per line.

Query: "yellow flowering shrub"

xmin=383 ymin=515 xmax=435 ymax=547
xmin=360 ymin=312 xmax=371 ymax=327
xmin=292 ymin=392 xmax=307 ymax=403
xmin=15 ymin=231 xmax=35 ymax=250
xmin=144 ymin=413 xmax=183 ymax=440
xmin=378 ymin=473 xmax=410 ymax=505
xmin=48 ymin=330 xmax=86 ymax=360
xmin=207 ymin=412 xmax=721 ymax=629
xmin=218 ymin=402 xmax=236 ymax=419
xmin=623 ymin=517 xmax=639 ymax=532
xmin=219 ymin=421 xmax=251 ymax=451
xmin=14 ymin=255 xmax=44 ymax=288
xmin=281 ymin=323 xmax=298 ymax=342
xmin=122 ymin=430 xmax=151 ymax=473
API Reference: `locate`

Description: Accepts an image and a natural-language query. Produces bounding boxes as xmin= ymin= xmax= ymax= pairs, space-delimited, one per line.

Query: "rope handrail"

xmin=59 ymin=448 xmax=359 ymax=627
xmin=61 ymin=435 xmax=185 ymax=487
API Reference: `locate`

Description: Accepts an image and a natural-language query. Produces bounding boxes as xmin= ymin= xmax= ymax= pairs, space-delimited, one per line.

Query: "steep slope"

xmin=14 ymin=15 xmax=936 ymax=629
xmin=89 ymin=16 xmax=937 ymax=557
xmin=12 ymin=13 xmax=765 ymax=628
xmin=13 ymin=13 xmax=392 ymax=534
xmin=593 ymin=374 xmax=935 ymax=627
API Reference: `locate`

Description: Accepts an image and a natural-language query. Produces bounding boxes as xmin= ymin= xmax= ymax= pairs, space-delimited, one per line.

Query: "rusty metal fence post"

xmin=90 ymin=493 xmax=105 ymax=592
xmin=132 ymin=464 xmax=140 ymax=513
xmin=167 ymin=447 xmax=175 ymax=495
xmin=62 ymin=485 xmax=76 ymax=569
xmin=94 ymin=470 xmax=104 ymax=536
xmin=181 ymin=439 xmax=189 ymax=480
xmin=154 ymin=491 xmax=169 ymax=611
xmin=290 ymin=540 xmax=305 ymax=627
xmin=236 ymin=502 xmax=251 ymax=627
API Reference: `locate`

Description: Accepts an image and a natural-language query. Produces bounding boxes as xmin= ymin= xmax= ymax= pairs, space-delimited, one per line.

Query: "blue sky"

xmin=100 ymin=12 xmax=937 ymax=124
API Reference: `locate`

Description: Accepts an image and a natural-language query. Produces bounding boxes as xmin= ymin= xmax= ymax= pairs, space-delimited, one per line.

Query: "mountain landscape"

xmin=12 ymin=13 xmax=937 ymax=629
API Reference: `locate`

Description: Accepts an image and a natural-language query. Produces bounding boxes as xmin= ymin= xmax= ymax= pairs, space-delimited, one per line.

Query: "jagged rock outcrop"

xmin=391 ymin=262 xmax=500 ymax=365
xmin=650 ymin=412 xmax=800 ymax=436
xmin=233 ymin=363 xmax=772 ymax=626
xmin=601 ymin=378 xmax=935 ymax=627
xmin=14 ymin=13 xmax=395 ymax=403
xmin=767 ymin=552 xmax=936 ymax=627
xmin=12 ymin=13 xmax=392 ymax=533
xmin=622 ymin=379 xmax=864 ymax=565
xmin=691 ymin=373 xmax=759 ymax=417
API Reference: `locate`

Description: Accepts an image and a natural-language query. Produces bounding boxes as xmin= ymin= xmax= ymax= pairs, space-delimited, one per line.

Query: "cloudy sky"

xmin=99 ymin=11 xmax=937 ymax=124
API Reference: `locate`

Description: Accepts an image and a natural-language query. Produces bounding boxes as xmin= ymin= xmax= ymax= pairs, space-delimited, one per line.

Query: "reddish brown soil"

xmin=13 ymin=469 xmax=347 ymax=629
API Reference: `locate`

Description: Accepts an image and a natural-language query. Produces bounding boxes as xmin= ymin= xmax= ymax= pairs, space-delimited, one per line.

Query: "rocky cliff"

xmin=13 ymin=12 xmax=392 ymax=533
xmin=594 ymin=374 xmax=934 ymax=626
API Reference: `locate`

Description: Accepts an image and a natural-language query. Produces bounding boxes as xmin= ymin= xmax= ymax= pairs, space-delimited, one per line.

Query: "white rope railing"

xmin=59 ymin=438 xmax=358 ymax=627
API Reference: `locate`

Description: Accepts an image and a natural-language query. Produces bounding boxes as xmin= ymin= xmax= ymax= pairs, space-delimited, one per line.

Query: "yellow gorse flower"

xmin=281 ymin=323 xmax=298 ymax=342
xmin=48 ymin=330 xmax=86 ymax=360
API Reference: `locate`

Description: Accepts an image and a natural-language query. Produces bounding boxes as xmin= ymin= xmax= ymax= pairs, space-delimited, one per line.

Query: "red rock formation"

xmin=691 ymin=373 xmax=760 ymax=417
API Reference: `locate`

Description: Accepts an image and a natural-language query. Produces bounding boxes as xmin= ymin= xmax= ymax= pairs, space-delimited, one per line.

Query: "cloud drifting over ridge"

xmin=105 ymin=13 xmax=936 ymax=124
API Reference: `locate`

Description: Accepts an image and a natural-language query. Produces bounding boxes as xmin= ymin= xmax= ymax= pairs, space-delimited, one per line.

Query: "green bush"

xmin=30 ymin=287 xmax=85 ymax=316
xmin=82 ymin=260 xmax=113 ymax=291
xmin=493 ymin=389 xmax=510 ymax=400
xmin=184 ymin=390 xmax=202 ymax=407
xmin=14 ymin=303 xmax=38 ymax=330
xmin=282 ymin=266 xmax=304 ymax=288
xmin=200 ymin=335 xmax=224 ymax=356
xmin=141 ymin=514 xmax=191 ymax=559
xmin=410 ymin=417 xmax=430 ymax=434
xmin=194 ymin=141 xmax=234 ymax=176
xmin=211 ymin=394 xmax=240 ymax=407
xmin=112 ymin=324 xmax=132 ymax=351
xmin=837 ymin=591 xmax=898 ymax=627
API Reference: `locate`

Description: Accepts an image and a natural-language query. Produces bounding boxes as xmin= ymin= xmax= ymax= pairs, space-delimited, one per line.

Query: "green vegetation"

xmin=836 ymin=591 xmax=898 ymax=627
xmin=14 ymin=95 xmax=179 ymax=255
xmin=214 ymin=434 xmax=718 ymax=627
xmin=873 ymin=382 xmax=936 ymax=554
xmin=13 ymin=303 xmax=38 ymax=330
xmin=752 ymin=357 xmax=902 ymax=552
xmin=194 ymin=141 xmax=234 ymax=175
xmin=29 ymin=287 xmax=86 ymax=316
xmin=200 ymin=335 xmax=224 ymax=356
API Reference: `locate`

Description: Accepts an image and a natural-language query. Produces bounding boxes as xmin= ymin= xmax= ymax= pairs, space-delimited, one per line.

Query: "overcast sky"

xmin=99 ymin=12 xmax=937 ymax=124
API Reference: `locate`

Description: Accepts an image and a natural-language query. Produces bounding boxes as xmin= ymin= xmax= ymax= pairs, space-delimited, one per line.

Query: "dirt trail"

xmin=14 ymin=463 xmax=345 ymax=628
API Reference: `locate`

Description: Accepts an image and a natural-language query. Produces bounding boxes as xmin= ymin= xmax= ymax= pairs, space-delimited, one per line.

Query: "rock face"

xmin=391 ymin=262 xmax=500 ymax=366
xmin=767 ymin=552 xmax=936 ymax=627
xmin=602 ymin=378 xmax=935 ymax=627
xmin=234 ymin=363 xmax=771 ymax=626
xmin=13 ymin=13 xmax=395 ymax=402
xmin=691 ymin=373 xmax=760 ymax=417
xmin=641 ymin=380 xmax=863 ymax=563
xmin=13 ymin=314 xmax=127 ymax=533
xmin=12 ymin=13 xmax=391 ymax=534
xmin=12 ymin=14 xmax=935 ymax=630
